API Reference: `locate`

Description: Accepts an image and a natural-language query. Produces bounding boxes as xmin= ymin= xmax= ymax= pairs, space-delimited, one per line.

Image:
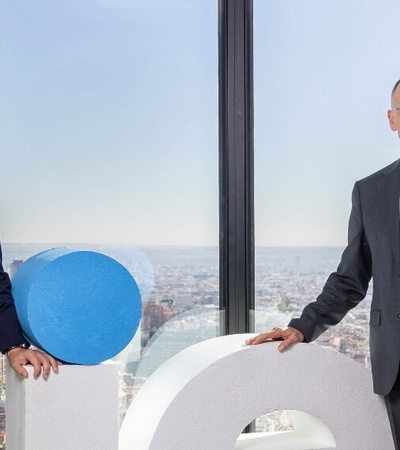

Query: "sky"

xmin=254 ymin=0 xmax=400 ymax=246
xmin=1 ymin=0 xmax=400 ymax=246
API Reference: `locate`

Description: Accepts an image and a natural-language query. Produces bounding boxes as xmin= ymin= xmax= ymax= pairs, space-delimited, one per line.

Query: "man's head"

xmin=388 ymin=79 xmax=400 ymax=136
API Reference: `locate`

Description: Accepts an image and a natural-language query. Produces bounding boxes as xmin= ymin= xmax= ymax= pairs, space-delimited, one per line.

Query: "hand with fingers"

xmin=7 ymin=347 xmax=61 ymax=380
xmin=245 ymin=326 xmax=305 ymax=352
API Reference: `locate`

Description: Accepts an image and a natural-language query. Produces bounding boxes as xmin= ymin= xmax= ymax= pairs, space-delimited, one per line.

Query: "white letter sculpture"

xmin=119 ymin=334 xmax=394 ymax=450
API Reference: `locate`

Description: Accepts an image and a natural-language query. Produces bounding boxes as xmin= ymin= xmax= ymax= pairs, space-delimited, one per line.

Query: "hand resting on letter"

xmin=245 ymin=326 xmax=304 ymax=352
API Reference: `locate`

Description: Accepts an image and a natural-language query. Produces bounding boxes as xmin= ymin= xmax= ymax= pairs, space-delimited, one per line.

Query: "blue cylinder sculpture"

xmin=11 ymin=248 xmax=142 ymax=364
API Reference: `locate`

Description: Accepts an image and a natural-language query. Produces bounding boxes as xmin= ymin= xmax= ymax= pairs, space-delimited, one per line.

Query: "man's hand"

xmin=7 ymin=348 xmax=60 ymax=380
xmin=245 ymin=327 xmax=304 ymax=352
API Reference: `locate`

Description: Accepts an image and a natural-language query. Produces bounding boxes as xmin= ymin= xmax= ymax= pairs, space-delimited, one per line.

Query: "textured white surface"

xmin=119 ymin=334 xmax=394 ymax=450
xmin=6 ymin=361 xmax=119 ymax=450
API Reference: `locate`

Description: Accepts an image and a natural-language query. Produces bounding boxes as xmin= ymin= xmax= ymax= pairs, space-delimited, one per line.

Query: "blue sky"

xmin=254 ymin=0 xmax=400 ymax=245
xmin=1 ymin=0 xmax=400 ymax=246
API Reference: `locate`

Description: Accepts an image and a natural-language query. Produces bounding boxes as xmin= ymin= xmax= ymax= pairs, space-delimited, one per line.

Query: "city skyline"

xmin=3 ymin=242 xmax=371 ymax=424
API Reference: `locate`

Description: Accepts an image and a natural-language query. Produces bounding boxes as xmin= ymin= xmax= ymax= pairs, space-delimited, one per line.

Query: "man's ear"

xmin=388 ymin=109 xmax=398 ymax=131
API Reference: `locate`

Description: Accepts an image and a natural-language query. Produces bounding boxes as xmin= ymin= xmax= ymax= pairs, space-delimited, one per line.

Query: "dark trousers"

xmin=385 ymin=390 xmax=400 ymax=449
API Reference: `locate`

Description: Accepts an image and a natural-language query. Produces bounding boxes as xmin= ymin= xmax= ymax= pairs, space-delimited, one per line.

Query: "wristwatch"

xmin=4 ymin=343 xmax=30 ymax=355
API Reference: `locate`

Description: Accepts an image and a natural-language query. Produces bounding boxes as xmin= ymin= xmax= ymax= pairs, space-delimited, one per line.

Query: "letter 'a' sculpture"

xmin=119 ymin=335 xmax=394 ymax=450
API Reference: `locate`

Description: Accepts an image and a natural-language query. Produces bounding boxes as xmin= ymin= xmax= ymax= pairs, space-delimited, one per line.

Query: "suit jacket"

xmin=0 ymin=244 xmax=30 ymax=353
xmin=289 ymin=158 xmax=400 ymax=396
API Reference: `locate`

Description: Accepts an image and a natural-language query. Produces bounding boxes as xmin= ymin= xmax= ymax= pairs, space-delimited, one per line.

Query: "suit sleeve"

xmin=288 ymin=181 xmax=372 ymax=342
xmin=0 ymin=245 xmax=30 ymax=353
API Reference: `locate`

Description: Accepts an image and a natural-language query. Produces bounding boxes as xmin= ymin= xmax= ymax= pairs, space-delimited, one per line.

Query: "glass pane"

xmin=253 ymin=0 xmax=400 ymax=437
xmin=255 ymin=0 xmax=400 ymax=364
xmin=1 ymin=0 xmax=218 ymax=426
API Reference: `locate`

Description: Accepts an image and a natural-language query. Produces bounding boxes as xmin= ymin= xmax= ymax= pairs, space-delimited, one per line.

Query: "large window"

xmin=0 ymin=0 xmax=218 ymax=423
xmin=252 ymin=0 xmax=400 ymax=435
xmin=254 ymin=0 xmax=400 ymax=379
xmin=4 ymin=0 xmax=400 ymax=441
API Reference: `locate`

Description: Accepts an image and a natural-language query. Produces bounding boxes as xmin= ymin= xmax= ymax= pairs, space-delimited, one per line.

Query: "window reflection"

xmin=1 ymin=0 xmax=218 ymax=426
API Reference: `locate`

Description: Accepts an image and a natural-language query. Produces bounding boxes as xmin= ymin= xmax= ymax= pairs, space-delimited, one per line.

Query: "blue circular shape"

xmin=12 ymin=248 xmax=142 ymax=364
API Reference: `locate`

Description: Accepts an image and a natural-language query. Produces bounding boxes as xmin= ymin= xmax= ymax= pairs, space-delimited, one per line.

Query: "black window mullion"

xmin=219 ymin=0 xmax=254 ymax=336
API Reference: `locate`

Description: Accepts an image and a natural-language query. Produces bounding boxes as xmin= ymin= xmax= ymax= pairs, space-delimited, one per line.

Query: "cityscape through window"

xmin=253 ymin=0 xmax=400 ymax=433
xmin=1 ymin=0 xmax=219 ymax=428
xmin=2 ymin=0 xmax=400 ymax=443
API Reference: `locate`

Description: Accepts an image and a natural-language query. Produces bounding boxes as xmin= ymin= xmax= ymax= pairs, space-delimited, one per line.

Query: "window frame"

xmin=219 ymin=0 xmax=255 ymax=336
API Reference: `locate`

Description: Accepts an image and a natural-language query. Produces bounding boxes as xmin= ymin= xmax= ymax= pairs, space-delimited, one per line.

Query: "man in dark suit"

xmin=246 ymin=79 xmax=400 ymax=449
xmin=0 ymin=244 xmax=59 ymax=379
